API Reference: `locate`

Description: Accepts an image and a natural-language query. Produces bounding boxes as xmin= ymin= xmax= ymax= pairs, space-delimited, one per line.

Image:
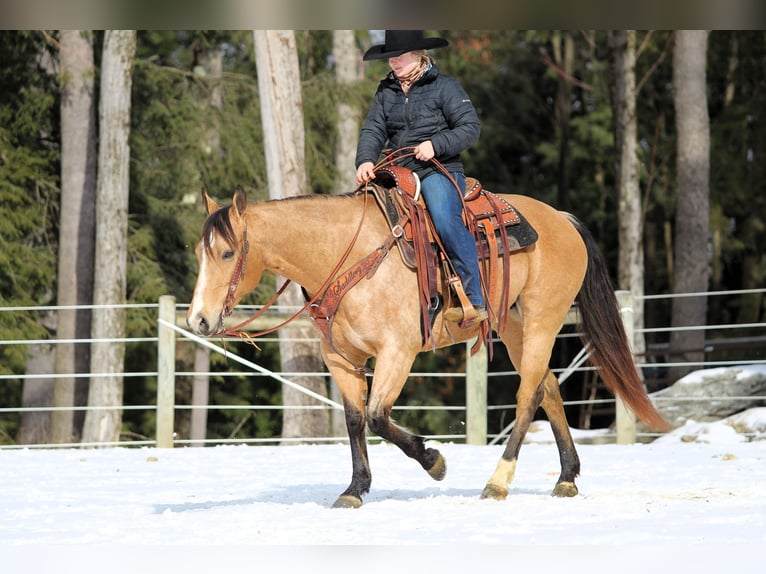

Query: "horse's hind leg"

xmin=366 ymin=349 xmax=446 ymax=481
xmin=483 ymin=318 xmax=578 ymax=499
xmin=540 ymin=370 xmax=580 ymax=496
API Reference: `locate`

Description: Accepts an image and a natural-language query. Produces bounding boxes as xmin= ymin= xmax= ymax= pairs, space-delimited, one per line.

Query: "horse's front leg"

xmin=366 ymin=350 xmax=447 ymax=481
xmin=322 ymin=347 xmax=372 ymax=509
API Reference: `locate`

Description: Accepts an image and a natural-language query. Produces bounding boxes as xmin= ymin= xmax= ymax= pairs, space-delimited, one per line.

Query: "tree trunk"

xmin=553 ymin=31 xmax=574 ymax=212
xmin=81 ymin=30 xmax=136 ymax=444
xmin=18 ymin=332 xmax=55 ymax=444
xmin=668 ymin=30 xmax=710 ymax=382
xmin=253 ymin=30 xmax=329 ymax=442
xmin=188 ymin=40 xmax=223 ymax=445
xmin=51 ymin=30 xmax=97 ymax=444
xmin=328 ymin=30 xmax=362 ymax=437
xmin=609 ymin=30 xmax=646 ymax=361
xmin=333 ymin=30 xmax=362 ymax=195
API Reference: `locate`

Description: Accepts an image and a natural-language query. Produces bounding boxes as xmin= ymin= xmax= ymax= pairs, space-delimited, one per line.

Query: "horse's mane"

xmin=201 ymin=193 xmax=359 ymax=252
xmin=265 ymin=192 xmax=358 ymax=204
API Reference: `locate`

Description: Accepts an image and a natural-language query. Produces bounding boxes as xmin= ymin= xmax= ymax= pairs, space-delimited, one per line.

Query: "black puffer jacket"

xmin=355 ymin=64 xmax=481 ymax=179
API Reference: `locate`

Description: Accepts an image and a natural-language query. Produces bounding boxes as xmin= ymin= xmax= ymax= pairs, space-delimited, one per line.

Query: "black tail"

xmin=569 ymin=215 xmax=669 ymax=432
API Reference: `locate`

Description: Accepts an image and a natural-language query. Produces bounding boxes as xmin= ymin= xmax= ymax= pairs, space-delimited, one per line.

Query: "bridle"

xmin=217 ymin=190 xmax=372 ymax=340
xmin=223 ymin=228 xmax=249 ymax=317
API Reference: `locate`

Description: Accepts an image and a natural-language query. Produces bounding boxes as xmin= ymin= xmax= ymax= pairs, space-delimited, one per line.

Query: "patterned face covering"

xmin=395 ymin=57 xmax=430 ymax=94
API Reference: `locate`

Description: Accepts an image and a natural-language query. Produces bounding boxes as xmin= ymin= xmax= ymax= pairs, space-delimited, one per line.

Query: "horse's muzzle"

xmin=187 ymin=312 xmax=222 ymax=337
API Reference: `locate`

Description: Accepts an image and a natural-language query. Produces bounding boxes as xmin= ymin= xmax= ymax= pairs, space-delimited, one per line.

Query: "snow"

xmin=2 ymin=411 xmax=766 ymax=572
xmin=676 ymin=364 xmax=766 ymax=385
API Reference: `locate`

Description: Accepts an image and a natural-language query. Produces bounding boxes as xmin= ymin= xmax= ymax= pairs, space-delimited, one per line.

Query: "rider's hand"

xmin=414 ymin=141 xmax=435 ymax=162
xmin=356 ymin=161 xmax=376 ymax=185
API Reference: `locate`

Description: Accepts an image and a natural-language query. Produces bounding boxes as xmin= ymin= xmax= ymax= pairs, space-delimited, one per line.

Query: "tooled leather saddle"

xmin=366 ymin=165 xmax=538 ymax=340
xmin=368 ymin=166 xmax=537 ymax=268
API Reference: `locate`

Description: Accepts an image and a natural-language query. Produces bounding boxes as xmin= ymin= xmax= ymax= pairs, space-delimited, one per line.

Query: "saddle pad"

xmin=468 ymin=188 xmax=538 ymax=257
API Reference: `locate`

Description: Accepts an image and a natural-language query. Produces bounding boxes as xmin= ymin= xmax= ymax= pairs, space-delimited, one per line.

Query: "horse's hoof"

xmin=552 ymin=481 xmax=578 ymax=497
xmin=480 ymin=483 xmax=508 ymax=500
xmin=332 ymin=495 xmax=362 ymax=509
xmin=427 ymin=453 xmax=447 ymax=481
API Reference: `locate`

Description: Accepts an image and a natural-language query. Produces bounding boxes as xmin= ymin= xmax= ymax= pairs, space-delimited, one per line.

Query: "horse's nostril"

xmin=198 ymin=316 xmax=209 ymax=334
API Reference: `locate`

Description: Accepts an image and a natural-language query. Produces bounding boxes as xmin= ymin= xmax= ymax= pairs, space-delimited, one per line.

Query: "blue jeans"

xmin=420 ymin=172 xmax=485 ymax=307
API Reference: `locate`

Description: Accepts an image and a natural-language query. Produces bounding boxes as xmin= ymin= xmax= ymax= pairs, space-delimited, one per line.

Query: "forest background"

xmin=0 ymin=30 xmax=764 ymax=446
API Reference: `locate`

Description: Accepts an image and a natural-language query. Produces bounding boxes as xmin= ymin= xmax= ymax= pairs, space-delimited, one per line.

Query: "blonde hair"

xmin=411 ymin=50 xmax=435 ymax=66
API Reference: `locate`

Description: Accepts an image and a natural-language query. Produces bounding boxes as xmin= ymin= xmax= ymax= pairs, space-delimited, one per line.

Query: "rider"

xmin=355 ymin=30 xmax=487 ymax=324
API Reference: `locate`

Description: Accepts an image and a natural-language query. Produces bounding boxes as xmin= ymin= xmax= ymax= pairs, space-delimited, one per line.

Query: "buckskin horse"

xmin=186 ymin=175 xmax=668 ymax=508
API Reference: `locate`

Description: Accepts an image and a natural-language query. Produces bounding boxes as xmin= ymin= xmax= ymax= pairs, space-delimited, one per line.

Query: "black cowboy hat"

xmin=363 ymin=30 xmax=449 ymax=61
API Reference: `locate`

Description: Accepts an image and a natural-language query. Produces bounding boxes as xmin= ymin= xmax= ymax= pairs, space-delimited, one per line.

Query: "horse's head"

xmin=187 ymin=186 xmax=262 ymax=336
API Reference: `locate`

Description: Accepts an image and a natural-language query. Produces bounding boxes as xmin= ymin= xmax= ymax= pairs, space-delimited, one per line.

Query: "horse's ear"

xmin=232 ymin=185 xmax=247 ymax=219
xmin=201 ymin=188 xmax=219 ymax=215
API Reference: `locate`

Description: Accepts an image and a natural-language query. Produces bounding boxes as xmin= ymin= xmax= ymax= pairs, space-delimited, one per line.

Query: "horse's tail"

xmin=569 ymin=215 xmax=670 ymax=432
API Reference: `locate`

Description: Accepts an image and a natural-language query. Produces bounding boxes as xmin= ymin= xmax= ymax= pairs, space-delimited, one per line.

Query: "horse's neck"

xmin=250 ymin=195 xmax=382 ymax=290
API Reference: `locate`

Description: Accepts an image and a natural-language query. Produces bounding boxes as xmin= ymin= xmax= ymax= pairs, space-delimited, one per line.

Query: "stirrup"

xmin=445 ymin=275 xmax=483 ymax=327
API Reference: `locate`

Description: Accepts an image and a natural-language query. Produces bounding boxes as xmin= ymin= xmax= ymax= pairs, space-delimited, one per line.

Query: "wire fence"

xmin=1 ymin=288 xmax=765 ymax=449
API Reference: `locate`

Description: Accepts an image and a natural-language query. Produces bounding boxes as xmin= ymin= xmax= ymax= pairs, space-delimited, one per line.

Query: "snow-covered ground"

xmin=2 ymin=411 xmax=765 ymax=572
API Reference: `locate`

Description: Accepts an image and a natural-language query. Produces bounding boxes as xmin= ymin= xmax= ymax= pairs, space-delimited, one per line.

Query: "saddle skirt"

xmin=367 ymin=166 xmax=538 ymax=270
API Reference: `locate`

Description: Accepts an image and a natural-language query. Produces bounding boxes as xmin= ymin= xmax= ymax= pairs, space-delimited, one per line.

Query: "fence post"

xmin=465 ymin=338 xmax=488 ymax=445
xmin=615 ymin=290 xmax=637 ymax=444
xmin=157 ymin=295 xmax=176 ymax=448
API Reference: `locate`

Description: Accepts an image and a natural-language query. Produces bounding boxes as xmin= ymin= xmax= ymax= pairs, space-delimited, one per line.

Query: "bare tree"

xmin=253 ymin=30 xmax=329 ymax=441
xmin=668 ymin=30 xmax=710 ymax=382
xmin=327 ymin=30 xmax=363 ymax=437
xmin=552 ymin=30 xmax=574 ymax=212
xmin=18 ymin=328 xmax=55 ymax=444
xmin=81 ymin=30 xmax=137 ymax=444
xmin=332 ymin=30 xmax=362 ymax=195
xmin=609 ymin=30 xmax=646 ymax=360
xmin=188 ymin=38 xmax=223 ymax=445
xmin=51 ymin=30 xmax=97 ymax=444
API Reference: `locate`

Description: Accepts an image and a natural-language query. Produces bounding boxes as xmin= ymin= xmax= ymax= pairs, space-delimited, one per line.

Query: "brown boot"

xmin=443 ymin=305 xmax=488 ymax=324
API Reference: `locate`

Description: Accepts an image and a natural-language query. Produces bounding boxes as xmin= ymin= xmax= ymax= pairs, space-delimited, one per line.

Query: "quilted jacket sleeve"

xmin=355 ymin=87 xmax=388 ymax=168
xmin=429 ymin=75 xmax=481 ymax=159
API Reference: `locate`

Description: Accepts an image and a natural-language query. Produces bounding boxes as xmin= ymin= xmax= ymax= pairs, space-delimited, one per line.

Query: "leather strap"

xmin=224 ymin=229 xmax=249 ymax=317
xmin=309 ymin=219 xmax=404 ymax=373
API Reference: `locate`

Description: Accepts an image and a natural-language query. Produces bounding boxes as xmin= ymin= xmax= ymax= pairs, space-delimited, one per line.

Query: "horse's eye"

xmin=222 ymin=250 xmax=235 ymax=261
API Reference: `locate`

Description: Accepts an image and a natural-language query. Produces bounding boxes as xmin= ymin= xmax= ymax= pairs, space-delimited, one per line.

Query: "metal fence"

xmin=1 ymin=288 xmax=765 ymax=449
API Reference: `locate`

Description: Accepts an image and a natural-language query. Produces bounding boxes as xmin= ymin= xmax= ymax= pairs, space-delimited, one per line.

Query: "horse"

xmin=186 ymin=184 xmax=669 ymax=508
